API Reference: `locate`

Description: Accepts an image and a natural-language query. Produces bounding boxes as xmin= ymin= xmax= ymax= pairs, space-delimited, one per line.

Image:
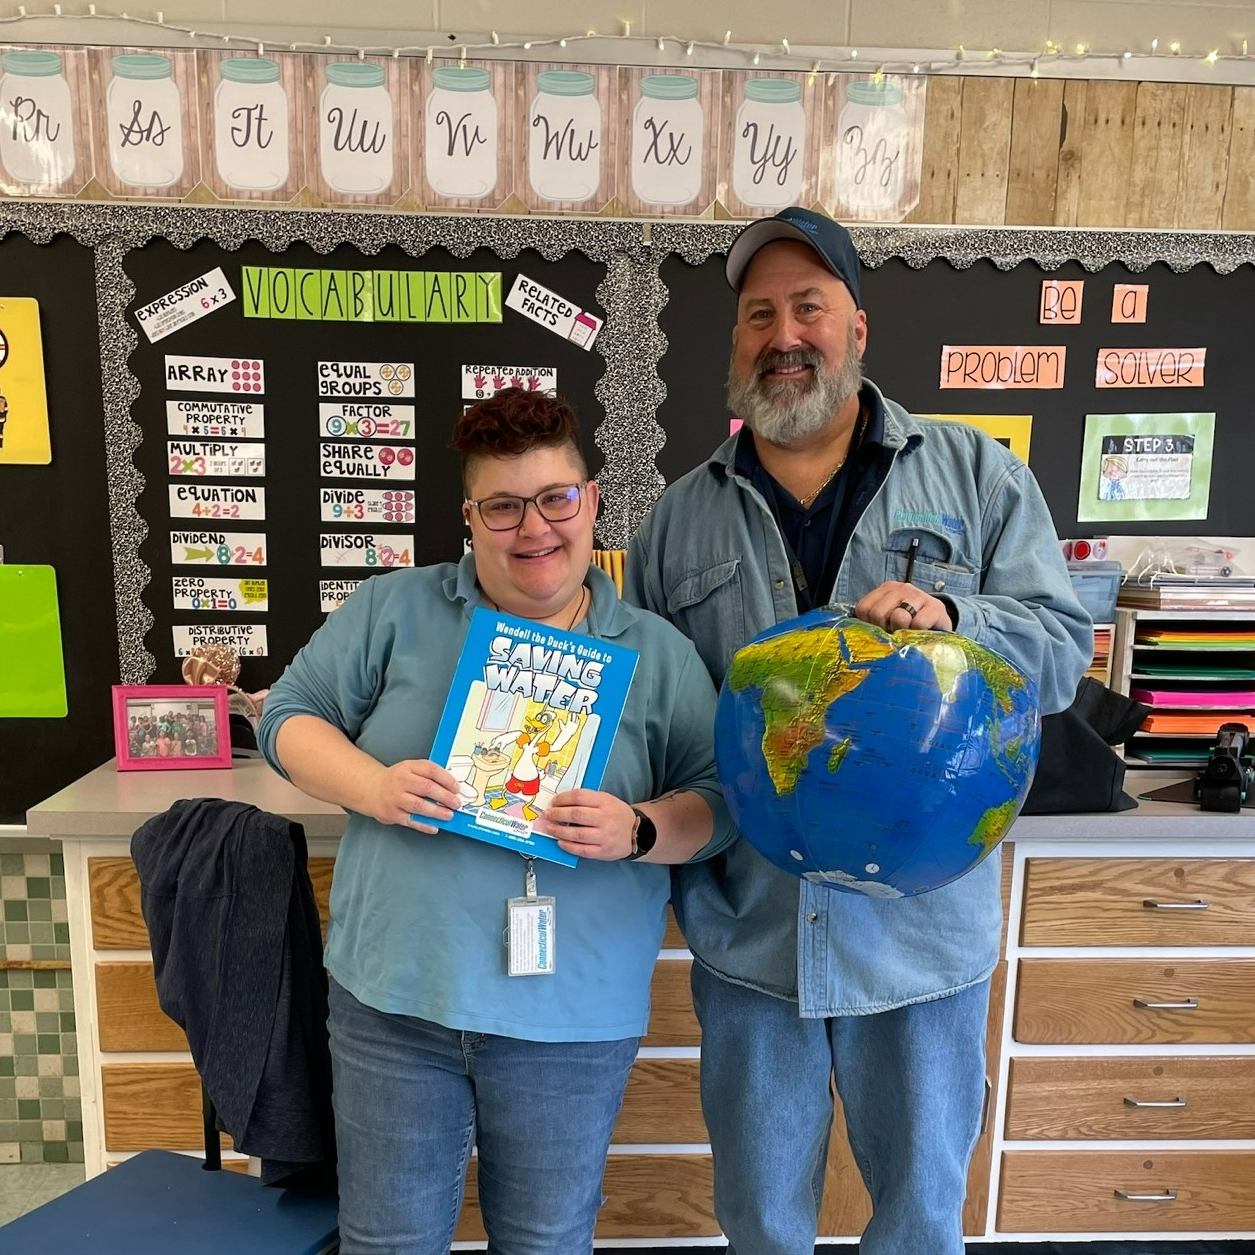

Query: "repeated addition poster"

xmin=1079 ymin=412 xmax=1216 ymax=522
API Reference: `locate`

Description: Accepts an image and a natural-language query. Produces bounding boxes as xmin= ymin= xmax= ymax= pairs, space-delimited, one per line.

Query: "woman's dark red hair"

xmin=451 ymin=388 xmax=586 ymax=487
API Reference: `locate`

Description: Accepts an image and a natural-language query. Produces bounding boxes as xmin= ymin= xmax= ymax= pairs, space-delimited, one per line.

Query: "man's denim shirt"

xmin=626 ymin=380 xmax=1093 ymax=1016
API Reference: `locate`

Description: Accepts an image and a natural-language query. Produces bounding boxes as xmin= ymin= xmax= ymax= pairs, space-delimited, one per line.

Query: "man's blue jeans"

xmin=328 ymin=977 xmax=638 ymax=1254
xmin=692 ymin=961 xmax=990 ymax=1255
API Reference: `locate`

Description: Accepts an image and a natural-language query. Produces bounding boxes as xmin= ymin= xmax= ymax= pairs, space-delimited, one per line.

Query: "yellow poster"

xmin=0 ymin=297 xmax=51 ymax=465
xmin=918 ymin=413 xmax=1033 ymax=463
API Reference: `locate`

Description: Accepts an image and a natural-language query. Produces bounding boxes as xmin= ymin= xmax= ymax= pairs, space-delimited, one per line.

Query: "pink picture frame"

xmin=111 ymin=685 xmax=232 ymax=771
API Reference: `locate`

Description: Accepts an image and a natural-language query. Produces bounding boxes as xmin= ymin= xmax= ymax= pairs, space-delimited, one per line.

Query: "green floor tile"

xmin=32 ymin=970 xmax=57 ymax=989
xmin=36 ymin=1034 xmax=60 ymax=1055
xmin=42 ymin=1140 xmax=69 ymax=1163
xmin=16 ymin=1100 xmax=39 ymax=1121
xmin=49 ymin=853 xmax=63 ymax=877
xmin=0 ymin=855 xmax=24 ymax=875
xmin=10 ymin=990 xmax=33 ymax=1012
xmin=3 ymin=901 xmax=27 ymax=922
xmin=26 ymin=878 xmax=50 ymax=900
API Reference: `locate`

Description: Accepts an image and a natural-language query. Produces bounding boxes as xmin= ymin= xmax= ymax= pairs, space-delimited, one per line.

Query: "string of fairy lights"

xmin=0 ymin=6 xmax=1252 ymax=81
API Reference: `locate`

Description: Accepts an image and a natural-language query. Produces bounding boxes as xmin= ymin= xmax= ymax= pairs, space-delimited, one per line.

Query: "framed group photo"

xmin=111 ymin=684 xmax=232 ymax=771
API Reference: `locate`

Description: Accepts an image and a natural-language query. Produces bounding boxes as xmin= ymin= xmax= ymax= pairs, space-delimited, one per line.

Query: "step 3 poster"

xmin=1079 ymin=411 xmax=1215 ymax=522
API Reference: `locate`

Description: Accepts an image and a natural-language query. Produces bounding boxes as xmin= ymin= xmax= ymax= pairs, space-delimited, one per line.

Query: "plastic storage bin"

xmin=1067 ymin=560 xmax=1122 ymax=623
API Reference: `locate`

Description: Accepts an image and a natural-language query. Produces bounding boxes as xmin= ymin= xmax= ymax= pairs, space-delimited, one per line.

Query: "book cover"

xmin=424 ymin=607 xmax=640 ymax=867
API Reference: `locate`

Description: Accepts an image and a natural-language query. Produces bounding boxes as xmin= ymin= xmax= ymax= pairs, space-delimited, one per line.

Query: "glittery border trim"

xmin=649 ymin=222 xmax=1255 ymax=273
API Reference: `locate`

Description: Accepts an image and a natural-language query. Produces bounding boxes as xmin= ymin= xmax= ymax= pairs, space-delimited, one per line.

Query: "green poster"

xmin=0 ymin=564 xmax=68 ymax=717
xmin=1078 ymin=412 xmax=1215 ymax=523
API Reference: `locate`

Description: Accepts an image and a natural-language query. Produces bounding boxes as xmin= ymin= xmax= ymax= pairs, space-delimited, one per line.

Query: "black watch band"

xmin=625 ymin=807 xmax=658 ymax=860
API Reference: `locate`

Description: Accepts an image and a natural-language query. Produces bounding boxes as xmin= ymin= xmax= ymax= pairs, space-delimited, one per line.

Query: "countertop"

xmin=22 ymin=760 xmax=1255 ymax=844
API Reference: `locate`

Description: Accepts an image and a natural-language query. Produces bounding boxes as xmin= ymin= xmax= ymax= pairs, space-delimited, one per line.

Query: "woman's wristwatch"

xmin=625 ymin=807 xmax=658 ymax=860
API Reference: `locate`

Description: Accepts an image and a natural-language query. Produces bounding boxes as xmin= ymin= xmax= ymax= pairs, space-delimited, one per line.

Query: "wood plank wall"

xmin=903 ymin=76 xmax=1254 ymax=229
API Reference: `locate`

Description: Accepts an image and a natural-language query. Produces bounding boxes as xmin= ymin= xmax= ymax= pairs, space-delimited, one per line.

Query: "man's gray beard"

xmin=726 ymin=330 xmax=863 ymax=444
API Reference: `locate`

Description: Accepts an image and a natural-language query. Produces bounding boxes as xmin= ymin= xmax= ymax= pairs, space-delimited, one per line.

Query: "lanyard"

xmin=765 ymin=465 xmax=852 ymax=613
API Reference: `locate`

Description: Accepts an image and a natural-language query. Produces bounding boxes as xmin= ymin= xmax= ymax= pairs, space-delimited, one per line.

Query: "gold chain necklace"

xmin=795 ymin=406 xmax=868 ymax=509
xmin=797 ymin=453 xmax=848 ymax=508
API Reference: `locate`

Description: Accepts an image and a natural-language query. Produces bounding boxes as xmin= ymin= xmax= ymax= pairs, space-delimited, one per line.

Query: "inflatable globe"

xmin=714 ymin=611 xmax=1040 ymax=897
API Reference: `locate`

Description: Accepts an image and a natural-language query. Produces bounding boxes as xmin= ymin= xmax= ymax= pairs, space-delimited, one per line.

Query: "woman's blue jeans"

xmin=692 ymin=961 xmax=990 ymax=1255
xmin=328 ymin=977 xmax=638 ymax=1254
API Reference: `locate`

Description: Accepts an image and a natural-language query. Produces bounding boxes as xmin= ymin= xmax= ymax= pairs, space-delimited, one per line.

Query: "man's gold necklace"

xmin=795 ymin=408 xmax=868 ymax=509
xmin=797 ymin=453 xmax=849 ymax=508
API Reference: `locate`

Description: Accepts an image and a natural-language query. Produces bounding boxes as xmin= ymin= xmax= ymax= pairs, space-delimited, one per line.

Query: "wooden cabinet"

xmin=1001 ymin=850 xmax=1255 ymax=1237
xmin=72 ymin=841 xmax=1011 ymax=1242
xmin=30 ymin=760 xmax=1255 ymax=1246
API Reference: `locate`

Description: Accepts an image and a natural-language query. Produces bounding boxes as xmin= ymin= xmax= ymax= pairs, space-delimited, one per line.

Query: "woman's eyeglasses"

xmin=465 ymin=481 xmax=588 ymax=531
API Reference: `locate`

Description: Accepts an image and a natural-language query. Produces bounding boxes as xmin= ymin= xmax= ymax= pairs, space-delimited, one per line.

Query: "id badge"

xmin=506 ymin=895 xmax=556 ymax=976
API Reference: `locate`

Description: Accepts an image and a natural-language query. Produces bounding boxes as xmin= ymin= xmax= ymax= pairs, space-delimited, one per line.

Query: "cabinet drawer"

xmin=457 ymin=1154 xmax=718 ymax=1240
xmin=101 ymin=1063 xmax=232 ymax=1152
xmin=98 ymin=957 xmax=699 ymax=1051
xmin=998 ymin=1150 xmax=1255 ymax=1232
xmin=1015 ymin=958 xmax=1255 ymax=1043
xmin=88 ymin=856 xmax=336 ymax=950
xmin=89 ymin=856 xmax=685 ymax=951
xmin=1006 ymin=1056 xmax=1255 ymax=1139
xmin=1021 ymin=857 xmax=1255 ymax=946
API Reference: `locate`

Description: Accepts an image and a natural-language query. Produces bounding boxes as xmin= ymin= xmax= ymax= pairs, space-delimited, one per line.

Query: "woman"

xmin=259 ymin=389 xmax=735 ymax=1255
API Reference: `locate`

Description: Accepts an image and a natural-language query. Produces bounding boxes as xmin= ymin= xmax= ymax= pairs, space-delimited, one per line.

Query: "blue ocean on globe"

xmin=714 ymin=610 xmax=1041 ymax=896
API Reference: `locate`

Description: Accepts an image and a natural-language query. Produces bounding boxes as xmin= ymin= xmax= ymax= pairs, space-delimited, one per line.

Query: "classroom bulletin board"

xmin=2 ymin=203 xmax=1255 ymax=822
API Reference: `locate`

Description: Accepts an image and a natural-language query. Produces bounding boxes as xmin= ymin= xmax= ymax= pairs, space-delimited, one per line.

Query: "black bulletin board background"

xmin=656 ymin=253 xmax=1252 ymax=538
xmin=0 ymin=234 xmax=118 ymax=825
xmin=124 ymin=238 xmax=609 ymax=694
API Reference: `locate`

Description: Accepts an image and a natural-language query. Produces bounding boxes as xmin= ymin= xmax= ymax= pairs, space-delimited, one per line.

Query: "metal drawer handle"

xmin=1133 ymin=997 xmax=1199 ymax=1010
xmin=1114 ymin=1188 xmax=1177 ymax=1202
xmin=1143 ymin=898 xmax=1210 ymax=910
xmin=1123 ymin=1095 xmax=1188 ymax=1108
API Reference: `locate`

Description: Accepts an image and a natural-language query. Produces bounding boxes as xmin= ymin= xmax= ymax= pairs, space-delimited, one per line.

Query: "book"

xmin=1119 ymin=587 xmax=1255 ymax=610
xmin=424 ymin=607 xmax=640 ymax=867
xmin=1129 ymin=687 xmax=1255 ymax=706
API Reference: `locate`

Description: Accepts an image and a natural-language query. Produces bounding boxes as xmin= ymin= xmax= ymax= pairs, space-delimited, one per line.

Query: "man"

xmin=625 ymin=207 xmax=1092 ymax=1255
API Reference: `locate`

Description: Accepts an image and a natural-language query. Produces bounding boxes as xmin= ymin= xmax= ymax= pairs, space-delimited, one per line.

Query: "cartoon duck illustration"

xmin=484 ymin=707 xmax=578 ymax=821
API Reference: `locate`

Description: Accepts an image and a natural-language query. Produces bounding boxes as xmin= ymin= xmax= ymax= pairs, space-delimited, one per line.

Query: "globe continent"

xmin=714 ymin=610 xmax=1040 ymax=897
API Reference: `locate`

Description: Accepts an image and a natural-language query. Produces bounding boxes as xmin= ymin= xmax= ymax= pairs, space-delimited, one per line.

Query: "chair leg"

xmin=202 ymin=1082 xmax=222 ymax=1171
